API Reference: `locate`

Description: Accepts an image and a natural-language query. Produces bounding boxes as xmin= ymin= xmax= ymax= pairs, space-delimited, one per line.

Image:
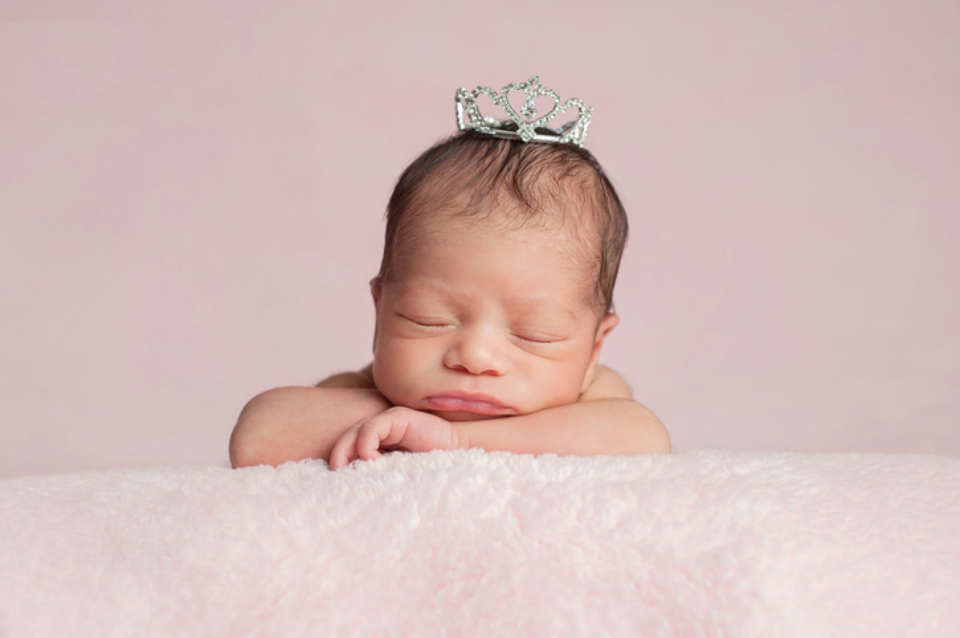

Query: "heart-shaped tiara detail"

xmin=455 ymin=74 xmax=593 ymax=147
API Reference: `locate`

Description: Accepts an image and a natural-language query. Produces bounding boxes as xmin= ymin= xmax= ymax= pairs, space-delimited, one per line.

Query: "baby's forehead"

xmin=390 ymin=212 xmax=601 ymax=308
xmin=415 ymin=200 xmax=580 ymax=237
xmin=399 ymin=205 xmax=595 ymax=270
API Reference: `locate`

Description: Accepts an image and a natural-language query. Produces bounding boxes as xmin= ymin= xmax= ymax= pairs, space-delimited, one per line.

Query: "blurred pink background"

xmin=1 ymin=0 xmax=957 ymax=478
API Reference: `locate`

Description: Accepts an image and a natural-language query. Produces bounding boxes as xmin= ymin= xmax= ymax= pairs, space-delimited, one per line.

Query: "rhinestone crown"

xmin=455 ymin=75 xmax=593 ymax=148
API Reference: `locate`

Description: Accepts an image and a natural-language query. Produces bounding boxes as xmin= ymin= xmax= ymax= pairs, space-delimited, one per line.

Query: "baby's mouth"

xmin=424 ymin=392 xmax=513 ymax=416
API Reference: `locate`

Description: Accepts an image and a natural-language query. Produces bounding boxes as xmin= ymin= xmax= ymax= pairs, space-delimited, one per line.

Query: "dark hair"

xmin=378 ymin=131 xmax=628 ymax=314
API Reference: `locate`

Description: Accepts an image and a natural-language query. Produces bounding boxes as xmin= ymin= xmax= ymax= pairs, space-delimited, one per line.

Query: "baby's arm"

xmin=229 ymin=368 xmax=390 ymax=468
xmin=232 ymin=365 xmax=668 ymax=469
xmin=457 ymin=397 xmax=669 ymax=457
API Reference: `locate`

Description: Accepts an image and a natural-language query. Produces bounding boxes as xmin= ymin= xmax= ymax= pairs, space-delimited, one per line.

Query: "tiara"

xmin=455 ymin=74 xmax=593 ymax=147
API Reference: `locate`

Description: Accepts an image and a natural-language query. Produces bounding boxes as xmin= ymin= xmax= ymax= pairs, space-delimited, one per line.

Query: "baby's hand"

xmin=328 ymin=406 xmax=459 ymax=470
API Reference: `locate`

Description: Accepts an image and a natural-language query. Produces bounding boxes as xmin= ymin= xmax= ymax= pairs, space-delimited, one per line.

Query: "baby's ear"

xmin=581 ymin=313 xmax=620 ymax=393
xmin=370 ymin=277 xmax=382 ymax=355
xmin=596 ymin=312 xmax=620 ymax=342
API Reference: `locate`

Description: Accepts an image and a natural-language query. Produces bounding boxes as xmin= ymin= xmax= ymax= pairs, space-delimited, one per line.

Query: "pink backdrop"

xmin=1 ymin=0 xmax=957 ymax=478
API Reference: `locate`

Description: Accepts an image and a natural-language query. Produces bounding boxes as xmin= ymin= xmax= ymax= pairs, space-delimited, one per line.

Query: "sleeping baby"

xmin=230 ymin=75 xmax=670 ymax=470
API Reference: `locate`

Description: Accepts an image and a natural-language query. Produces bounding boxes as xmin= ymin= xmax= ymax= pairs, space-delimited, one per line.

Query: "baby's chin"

xmin=428 ymin=410 xmax=507 ymax=422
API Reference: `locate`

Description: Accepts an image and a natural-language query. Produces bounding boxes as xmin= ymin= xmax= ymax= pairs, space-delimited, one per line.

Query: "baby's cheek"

xmin=537 ymin=360 xmax=593 ymax=408
xmin=372 ymin=344 xmax=425 ymax=406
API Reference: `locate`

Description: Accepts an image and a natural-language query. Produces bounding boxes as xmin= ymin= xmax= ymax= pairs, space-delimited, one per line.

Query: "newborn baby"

xmin=230 ymin=78 xmax=670 ymax=469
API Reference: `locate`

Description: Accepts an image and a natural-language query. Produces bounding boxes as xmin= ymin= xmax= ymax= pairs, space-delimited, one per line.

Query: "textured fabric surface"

xmin=1 ymin=450 xmax=958 ymax=637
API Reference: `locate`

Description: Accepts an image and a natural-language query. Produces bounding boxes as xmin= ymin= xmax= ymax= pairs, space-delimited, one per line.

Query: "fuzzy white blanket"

xmin=1 ymin=450 xmax=958 ymax=637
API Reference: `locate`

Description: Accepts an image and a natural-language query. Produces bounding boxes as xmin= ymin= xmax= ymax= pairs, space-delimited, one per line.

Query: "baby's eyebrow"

xmin=394 ymin=280 xmax=453 ymax=300
xmin=506 ymin=295 xmax=580 ymax=323
xmin=395 ymin=281 xmax=583 ymax=324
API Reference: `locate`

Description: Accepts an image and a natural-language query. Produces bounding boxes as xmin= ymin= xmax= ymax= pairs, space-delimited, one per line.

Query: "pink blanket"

xmin=1 ymin=450 xmax=958 ymax=636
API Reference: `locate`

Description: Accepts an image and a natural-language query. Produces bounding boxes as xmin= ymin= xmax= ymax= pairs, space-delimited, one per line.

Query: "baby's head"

xmin=378 ymin=131 xmax=627 ymax=316
xmin=370 ymin=131 xmax=629 ymax=420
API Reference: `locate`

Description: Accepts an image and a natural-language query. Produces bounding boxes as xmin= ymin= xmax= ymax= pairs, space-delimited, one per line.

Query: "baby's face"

xmin=371 ymin=215 xmax=618 ymax=422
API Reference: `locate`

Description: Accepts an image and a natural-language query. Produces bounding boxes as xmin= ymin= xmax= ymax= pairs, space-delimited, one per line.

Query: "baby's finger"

xmin=329 ymin=425 xmax=360 ymax=470
xmin=356 ymin=422 xmax=385 ymax=461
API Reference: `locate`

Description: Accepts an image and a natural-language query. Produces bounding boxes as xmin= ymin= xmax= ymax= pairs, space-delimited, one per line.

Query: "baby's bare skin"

xmin=230 ymin=364 xmax=667 ymax=469
xmin=230 ymin=217 xmax=670 ymax=470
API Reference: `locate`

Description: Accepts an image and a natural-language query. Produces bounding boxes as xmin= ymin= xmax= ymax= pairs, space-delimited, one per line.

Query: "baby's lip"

xmin=424 ymin=391 xmax=514 ymax=415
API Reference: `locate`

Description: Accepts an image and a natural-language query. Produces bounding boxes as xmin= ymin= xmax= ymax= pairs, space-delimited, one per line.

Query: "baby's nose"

xmin=442 ymin=327 xmax=510 ymax=376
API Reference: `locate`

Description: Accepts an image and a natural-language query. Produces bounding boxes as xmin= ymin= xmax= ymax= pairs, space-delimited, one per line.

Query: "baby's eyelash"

xmin=512 ymin=334 xmax=557 ymax=345
xmin=417 ymin=322 xmax=450 ymax=329
xmin=399 ymin=314 xmax=452 ymax=329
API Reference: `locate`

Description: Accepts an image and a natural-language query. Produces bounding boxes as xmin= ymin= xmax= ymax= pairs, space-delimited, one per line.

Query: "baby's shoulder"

xmin=579 ymin=365 xmax=634 ymax=401
xmin=316 ymin=365 xmax=376 ymax=389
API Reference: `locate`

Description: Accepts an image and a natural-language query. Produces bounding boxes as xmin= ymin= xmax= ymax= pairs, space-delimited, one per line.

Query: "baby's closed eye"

xmin=509 ymin=329 xmax=568 ymax=345
xmin=398 ymin=314 xmax=456 ymax=330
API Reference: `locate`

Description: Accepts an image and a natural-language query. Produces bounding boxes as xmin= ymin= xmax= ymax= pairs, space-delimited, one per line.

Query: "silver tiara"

xmin=455 ymin=74 xmax=593 ymax=147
